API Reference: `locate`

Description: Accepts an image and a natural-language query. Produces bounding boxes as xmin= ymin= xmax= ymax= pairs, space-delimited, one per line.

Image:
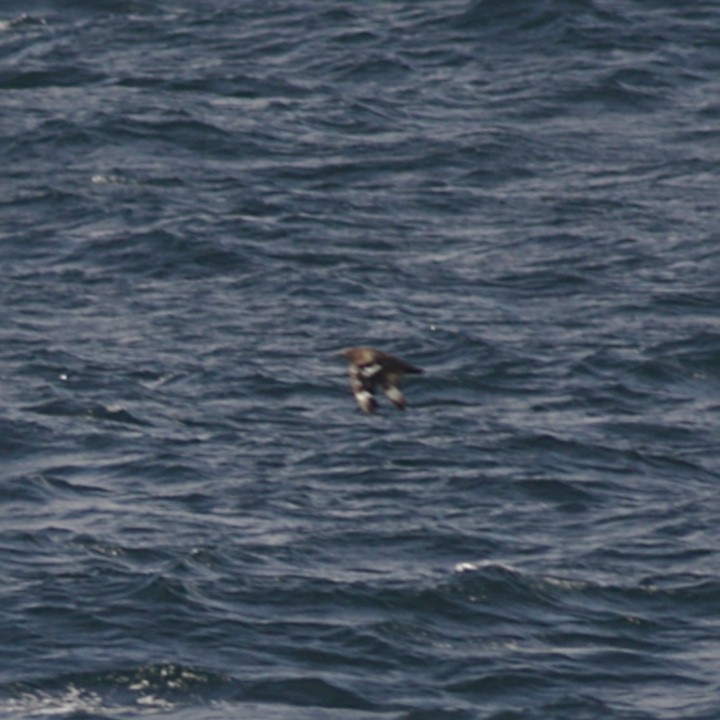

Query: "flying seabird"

xmin=338 ymin=347 xmax=423 ymax=413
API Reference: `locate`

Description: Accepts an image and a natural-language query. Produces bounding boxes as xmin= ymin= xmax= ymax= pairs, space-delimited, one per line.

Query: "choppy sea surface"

xmin=2 ymin=1 xmax=720 ymax=718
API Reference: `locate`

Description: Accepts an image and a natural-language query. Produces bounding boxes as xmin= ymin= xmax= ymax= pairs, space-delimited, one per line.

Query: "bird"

xmin=338 ymin=347 xmax=423 ymax=413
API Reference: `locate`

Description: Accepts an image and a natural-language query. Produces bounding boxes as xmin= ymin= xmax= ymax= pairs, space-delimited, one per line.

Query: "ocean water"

xmin=1 ymin=1 xmax=720 ymax=718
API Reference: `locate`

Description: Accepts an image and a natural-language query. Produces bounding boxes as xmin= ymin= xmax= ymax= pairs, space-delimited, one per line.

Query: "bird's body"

xmin=338 ymin=347 xmax=423 ymax=413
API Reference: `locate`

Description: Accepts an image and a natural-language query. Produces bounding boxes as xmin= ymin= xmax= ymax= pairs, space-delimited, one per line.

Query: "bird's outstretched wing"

xmin=348 ymin=362 xmax=381 ymax=413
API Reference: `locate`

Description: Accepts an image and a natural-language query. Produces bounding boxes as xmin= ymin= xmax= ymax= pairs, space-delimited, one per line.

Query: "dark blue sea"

xmin=2 ymin=1 xmax=720 ymax=718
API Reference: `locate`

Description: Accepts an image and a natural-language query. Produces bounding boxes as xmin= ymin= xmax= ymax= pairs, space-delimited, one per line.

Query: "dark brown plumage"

xmin=338 ymin=347 xmax=423 ymax=413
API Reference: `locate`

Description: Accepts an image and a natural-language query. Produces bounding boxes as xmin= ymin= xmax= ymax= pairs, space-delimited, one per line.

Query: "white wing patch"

xmin=359 ymin=362 xmax=382 ymax=379
xmin=354 ymin=389 xmax=376 ymax=413
xmin=383 ymin=384 xmax=406 ymax=409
